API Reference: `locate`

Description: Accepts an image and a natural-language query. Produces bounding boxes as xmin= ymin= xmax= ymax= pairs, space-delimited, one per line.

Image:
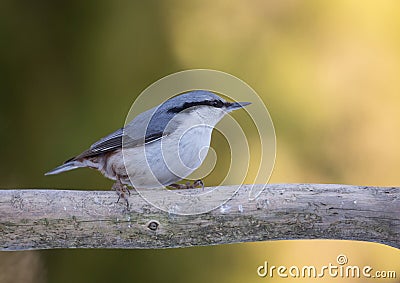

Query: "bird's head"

xmin=163 ymin=90 xmax=251 ymax=126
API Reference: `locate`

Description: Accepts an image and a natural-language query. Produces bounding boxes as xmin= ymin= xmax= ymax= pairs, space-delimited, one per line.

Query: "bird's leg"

xmin=169 ymin=179 xmax=204 ymax=190
xmin=112 ymin=179 xmax=130 ymax=208
xmin=193 ymin=179 xmax=204 ymax=189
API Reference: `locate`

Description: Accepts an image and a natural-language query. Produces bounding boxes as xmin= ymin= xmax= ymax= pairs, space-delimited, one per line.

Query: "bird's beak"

xmin=225 ymin=101 xmax=251 ymax=112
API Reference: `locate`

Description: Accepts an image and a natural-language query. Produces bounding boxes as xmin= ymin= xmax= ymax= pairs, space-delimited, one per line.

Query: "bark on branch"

xmin=0 ymin=184 xmax=398 ymax=251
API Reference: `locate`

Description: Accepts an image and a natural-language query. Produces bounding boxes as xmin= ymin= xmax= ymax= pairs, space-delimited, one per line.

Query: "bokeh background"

xmin=1 ymin=1 xmax=399 ymax=282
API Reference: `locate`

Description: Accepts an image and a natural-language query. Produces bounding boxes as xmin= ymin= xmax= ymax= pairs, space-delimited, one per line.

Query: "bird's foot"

xmin=112 ymin=181 xmax=131 ymax=208
xmin=169 ymin=179 xmax=204 ymax=190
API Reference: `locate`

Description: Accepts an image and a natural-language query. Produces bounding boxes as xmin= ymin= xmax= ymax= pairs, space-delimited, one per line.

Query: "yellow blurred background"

xmin=0 ymin=1 xmax=399 ymax=283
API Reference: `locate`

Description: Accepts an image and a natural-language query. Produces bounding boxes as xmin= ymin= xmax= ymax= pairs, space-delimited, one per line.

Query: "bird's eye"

xmin=211 ymin=100 xmax=224 ymax=108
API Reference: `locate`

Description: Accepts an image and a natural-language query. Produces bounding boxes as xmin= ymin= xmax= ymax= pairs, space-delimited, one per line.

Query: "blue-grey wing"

xmin=89 ymin=126 xmax=163 ymax=154
xmin=71 ymin=130 xmax=162 ymax=161
xmin=89 ymin=128 xmax=124 ymax=153
xmin=70 ymin=105 xmax=170 ymax=161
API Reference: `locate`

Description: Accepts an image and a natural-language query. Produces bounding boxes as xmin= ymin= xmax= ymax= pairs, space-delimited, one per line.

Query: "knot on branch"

xmin=146 ymin=220 xmax=160 ymax=231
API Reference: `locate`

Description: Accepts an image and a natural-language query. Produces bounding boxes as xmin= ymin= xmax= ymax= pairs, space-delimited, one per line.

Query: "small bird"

xmin=45 ymin=90 xmax=250 ymax=206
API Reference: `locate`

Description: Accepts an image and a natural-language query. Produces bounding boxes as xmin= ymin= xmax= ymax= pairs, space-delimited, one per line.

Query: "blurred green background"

xmin=0 ymin=1 xmax=399 ymax=282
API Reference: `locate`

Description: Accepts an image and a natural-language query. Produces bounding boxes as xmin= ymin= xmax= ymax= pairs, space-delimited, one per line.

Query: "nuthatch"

xmin=45 ymin=90 xmax=250 ymax=206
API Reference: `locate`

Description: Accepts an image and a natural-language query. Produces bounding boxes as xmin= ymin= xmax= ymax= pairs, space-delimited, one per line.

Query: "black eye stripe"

xmin=211 ymin=100 xmax=224 ymax=108
xmin=168 ymin=100 xmax=225 ymax=113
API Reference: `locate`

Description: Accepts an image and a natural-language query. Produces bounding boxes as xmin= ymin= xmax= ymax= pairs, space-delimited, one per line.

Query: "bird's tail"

xmin=44 ymin=160 xmax=84 ymax=176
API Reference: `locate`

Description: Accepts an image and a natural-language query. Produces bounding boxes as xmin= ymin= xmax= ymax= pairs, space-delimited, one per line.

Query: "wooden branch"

xmin=0 ymin=184 xmax=398 ymax=251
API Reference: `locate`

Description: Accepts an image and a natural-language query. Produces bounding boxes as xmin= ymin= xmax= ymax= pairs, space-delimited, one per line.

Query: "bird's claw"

xmin=169 ymin=179 xmax=204 ymax=190
xmin=112 ymin=182 xmax=130 ymax=208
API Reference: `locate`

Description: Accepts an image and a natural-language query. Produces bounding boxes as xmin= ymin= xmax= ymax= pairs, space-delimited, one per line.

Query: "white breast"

xmin=123 ymin=111 xmax=216 ymax=188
